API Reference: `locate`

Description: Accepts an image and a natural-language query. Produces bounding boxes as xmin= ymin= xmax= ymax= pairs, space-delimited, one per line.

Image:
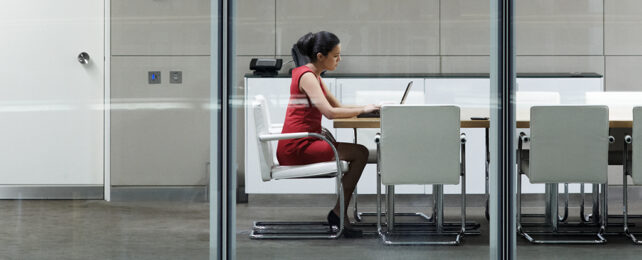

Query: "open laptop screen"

xmin=399 ymin=81 xmax=413 ymax=104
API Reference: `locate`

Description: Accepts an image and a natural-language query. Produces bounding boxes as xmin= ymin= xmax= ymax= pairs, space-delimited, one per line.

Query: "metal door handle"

xmin=78 ymin=52 xmax=90 ymax=64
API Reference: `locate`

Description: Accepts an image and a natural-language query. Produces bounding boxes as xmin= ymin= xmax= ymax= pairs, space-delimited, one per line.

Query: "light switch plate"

xmin=170 ymin=71 xmax=182 ymax=84
xmin=148 ymin=71 xmax=161 ymax=84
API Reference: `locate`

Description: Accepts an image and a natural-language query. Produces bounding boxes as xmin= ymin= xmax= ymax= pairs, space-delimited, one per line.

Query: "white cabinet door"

xmin=517 ymin=78 xmax=603 ymax=104
xmin=0 ymin=1 xmax=104 ymax=185
xmin=245 ymin=77 xmax=338 ymax=193
xmin=337 ymin=78 xmax=426 ymax=194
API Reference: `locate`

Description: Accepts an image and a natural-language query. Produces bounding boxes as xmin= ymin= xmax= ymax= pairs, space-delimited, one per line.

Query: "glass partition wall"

xmin=513 ymin=0 xmax=642 ymax=258
xmin=231 ymin=0 xmax=496 ymax=258
xmin=1 ymin=1 xmax=211 ymax=258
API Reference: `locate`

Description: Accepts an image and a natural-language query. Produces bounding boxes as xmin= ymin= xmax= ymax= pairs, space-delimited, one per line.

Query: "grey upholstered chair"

xmin=518 ymin=105 xmax=610 ymax=244
xmin=249 ymin=95 xmax=349 ymax=239
xmin=375 ymin=105 xmax=467 ymax=245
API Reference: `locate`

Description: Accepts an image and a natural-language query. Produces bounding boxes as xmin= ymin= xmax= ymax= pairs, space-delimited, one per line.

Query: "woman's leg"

xmin=332 ymin=142 xmax=368 ymax=224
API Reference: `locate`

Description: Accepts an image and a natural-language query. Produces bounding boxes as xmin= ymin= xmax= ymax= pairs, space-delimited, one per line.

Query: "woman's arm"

xmin=320 ymin=80 xmax=342 ymax=108
xmin=300 ymin=73 xmax=378 ymax=119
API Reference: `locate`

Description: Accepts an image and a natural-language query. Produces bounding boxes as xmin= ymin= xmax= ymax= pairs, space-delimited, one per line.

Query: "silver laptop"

xmin=357 ymin=81 xmax=413 ymax=118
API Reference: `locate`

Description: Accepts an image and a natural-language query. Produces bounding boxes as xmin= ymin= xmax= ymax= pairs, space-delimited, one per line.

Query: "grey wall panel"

xmin=441 ymin=56 xmax=490 ymax=73
xmin=605 ymin=56 xmax=642 ymax=91
xmin=605 ymin=0 xmax=642 ymax=55
xmin=111 ymin=0 xmax=210 ymax=56
xmin=333 ymin=56 xmax=440 ymax=74
xmin=516 ymin=56 xmax=604 ymax=74
xmin=275 ymin=0 xmax=439 ymax=56
xmin=441 ymin=0 xmax=490 ymax=55
xmin=237 ymin=0 xmax=276 ymax=55
xmin=111 ymin=56 xmax=210 ymax=185
xmin=515 ymin=0 xmax=603 ymax=55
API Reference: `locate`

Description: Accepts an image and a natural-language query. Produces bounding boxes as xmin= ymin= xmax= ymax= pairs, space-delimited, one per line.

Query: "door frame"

xmin=104 ymin=0 xmax=111 ymax=201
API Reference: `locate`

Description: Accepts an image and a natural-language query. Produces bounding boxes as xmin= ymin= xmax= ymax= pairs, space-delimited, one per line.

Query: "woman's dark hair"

xmin=296 ymin=31 xmax=340 ymax=63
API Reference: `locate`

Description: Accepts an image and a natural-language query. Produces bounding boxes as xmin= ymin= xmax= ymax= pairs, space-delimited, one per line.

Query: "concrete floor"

xmin=0 ymin=200 xmax=209 ymax=260
xmin=237 ymin=190 xmax=642 ymax=260
xmin=3 ymin=188 xmax=642 ymax=259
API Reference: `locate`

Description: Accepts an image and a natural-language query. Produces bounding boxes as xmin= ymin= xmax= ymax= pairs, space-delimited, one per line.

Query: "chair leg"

xmin=518 ymin=182 xmax=607 ymax=244
xmin=377 ymin=140 xmax=468 ymax=245
xmin=352 ymin=178 xmax=433 ymax=226
xmin=250 ymin=175 xmax=345 ymax=239
xmin=623 ymin=141 xmax=642 ymax=244
xmin=580 ymin=184 xmax=589 ymax=223
xmin=560 ymin=183 xmax=569 ymax=222
xmin=353 ymin=188 xmax=362 ymax=222
xmin=592 ymin=184 xmax=600 ymax=224
xmin=378 ymin=183 xmax=464 ymax=245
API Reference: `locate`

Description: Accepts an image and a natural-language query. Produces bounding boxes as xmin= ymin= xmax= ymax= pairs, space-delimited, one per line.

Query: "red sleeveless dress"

xmin=276 ymin=66 xmax=335 ymax=165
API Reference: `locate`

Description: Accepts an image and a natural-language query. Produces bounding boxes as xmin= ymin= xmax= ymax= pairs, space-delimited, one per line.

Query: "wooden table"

xmin=333 ymin=117 xmax=632 ymax=129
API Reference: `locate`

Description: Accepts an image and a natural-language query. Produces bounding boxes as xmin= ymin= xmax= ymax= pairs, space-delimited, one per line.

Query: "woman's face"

xmin=317 ymin=44 xmax=341 ymax=71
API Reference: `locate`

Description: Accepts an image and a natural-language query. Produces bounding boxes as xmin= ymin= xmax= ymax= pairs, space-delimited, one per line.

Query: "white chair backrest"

xmin=528 ymin=105 xmax=609 ymax=184
xmin=380 ymin=105 xmax=461 ymax=185
xmin=633 ymin=107 xmax=642 ymax=185
xmin=253 ymin=95 xmax=275 ymax=182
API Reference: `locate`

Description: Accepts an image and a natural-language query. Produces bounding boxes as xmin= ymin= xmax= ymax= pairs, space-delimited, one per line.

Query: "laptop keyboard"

xmin=357 ymin=110 xmax=380 ymax=118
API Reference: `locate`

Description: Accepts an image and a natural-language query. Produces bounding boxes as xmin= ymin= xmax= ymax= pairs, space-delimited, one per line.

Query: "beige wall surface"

xmin=110 ymin=0 xmax=642 ymax=186
xmin=236 ymin=0 xmax=642 ymax=91
xmin=111 ymin=0 xmax=210 ymax=186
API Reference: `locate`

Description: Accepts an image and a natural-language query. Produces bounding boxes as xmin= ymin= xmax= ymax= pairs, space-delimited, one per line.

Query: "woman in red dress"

xmin=277 ymin=31 xmax=379 ymax=237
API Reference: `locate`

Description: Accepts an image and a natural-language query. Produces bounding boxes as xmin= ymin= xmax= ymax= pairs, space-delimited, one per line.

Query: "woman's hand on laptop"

xmin=362 ymin=104 xmax=380 ymax=114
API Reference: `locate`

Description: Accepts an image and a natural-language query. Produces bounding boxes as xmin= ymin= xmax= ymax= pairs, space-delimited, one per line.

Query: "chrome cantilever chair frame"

xmin=351 ymin=130 xmax=433 ymax=225
xmin=623 ymin=106 xmax=642 ymax=244
xmin=517 ymin=106 xmax=609 ymax=244
xmin=249 ymin=96 xmax=347 ymax=239
xmin=375 ymin=133 xmax=468 ymax=245
xmin=249 ymin=132 xmax=346 ymax=239
xmin=517 ymin=133 xmax=592 ymax=227
xmin=352 ymin=134 xmax=477 ymax=235
xmin=517 ymin=135 xmax=608 ymax=243
xmin=622 ymin=134 xmax=642 ymax=244
xmin=374 ymin=105 xmax=468 ymax=245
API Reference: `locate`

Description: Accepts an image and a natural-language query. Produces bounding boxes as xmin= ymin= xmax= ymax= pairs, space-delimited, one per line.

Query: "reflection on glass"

xmin=1 ymin=0 xmax=210 ymax=258
xmin=515 ymin=0 xmax=642 ymax=257
xmin=236 ymin=1 xmax=491 ymax=258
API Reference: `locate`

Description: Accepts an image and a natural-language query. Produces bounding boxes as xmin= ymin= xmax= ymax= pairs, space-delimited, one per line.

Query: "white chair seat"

xmin=272 ymin=161 xmax=349 ymax=180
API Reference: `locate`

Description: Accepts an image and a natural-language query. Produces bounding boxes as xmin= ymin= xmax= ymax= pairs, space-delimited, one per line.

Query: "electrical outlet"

xmin=170 ymin=71 xmax=182 ymax=84
xmin=148 ymin=71 xmax=161 ymax=84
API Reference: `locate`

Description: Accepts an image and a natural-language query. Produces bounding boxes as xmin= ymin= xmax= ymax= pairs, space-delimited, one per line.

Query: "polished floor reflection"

xmin=238 ymin=189 xmax=642 ymax=260
xmin=4 ymin=189 xmax=642 ymax=259
xmin=1 ymin=200 xmax=208 ymax=259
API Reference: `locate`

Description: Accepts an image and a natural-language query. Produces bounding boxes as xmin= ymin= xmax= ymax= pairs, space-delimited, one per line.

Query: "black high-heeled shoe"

xmin=327 ymin=210 xmax=363 ymax=238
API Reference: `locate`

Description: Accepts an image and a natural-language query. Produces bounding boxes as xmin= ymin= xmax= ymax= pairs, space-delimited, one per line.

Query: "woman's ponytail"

xmin=295 ymin=31 xmax=339 ymax=62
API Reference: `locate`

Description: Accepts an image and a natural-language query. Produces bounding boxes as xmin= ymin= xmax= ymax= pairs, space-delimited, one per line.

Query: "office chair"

xmin=517 ymin=105 xmax=610 ymax=244
xmin=514 ymin=92 xmax=578 ymax=224
xmin=375 ymin=105 xmax=468 ymax=245
xmin=623 ymin=106 xmax=642 ymax=244
xmin=249 ymin=95 xmax=349 ymax=239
